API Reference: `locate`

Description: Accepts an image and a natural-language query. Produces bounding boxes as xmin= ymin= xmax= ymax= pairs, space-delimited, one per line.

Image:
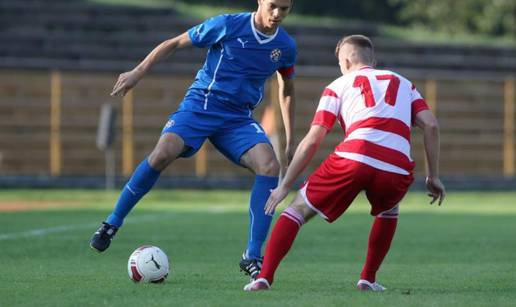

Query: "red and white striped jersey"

xmin=311 ymin=66 xmax=429 ymax=175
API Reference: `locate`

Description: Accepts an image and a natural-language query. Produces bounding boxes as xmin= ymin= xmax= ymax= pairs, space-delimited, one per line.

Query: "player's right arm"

xmin=111 ymin=32 xmax=192 ymax=97
xmin=111 ymin=14 xmax=230 ymax=97
xmin=265 ymin=124 xmax=327 ymax=215
xmin=265 ymin=84 xmax=340 ymax=214
xmin=414 ymin=109 xmax=446 ymax=206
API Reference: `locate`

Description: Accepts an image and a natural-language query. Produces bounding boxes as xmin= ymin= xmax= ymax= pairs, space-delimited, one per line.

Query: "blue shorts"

xmin=161 ymin=95 xmax=271 ymax=166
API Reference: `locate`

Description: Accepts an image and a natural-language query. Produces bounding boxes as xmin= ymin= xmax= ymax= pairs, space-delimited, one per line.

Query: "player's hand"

xmin=111 ymin=70 xmax=142 ymax=97
xmin=265 ymin=185 xmax=290 ymax=215
xmin=425 ymin=177 xmax=446 ymax=206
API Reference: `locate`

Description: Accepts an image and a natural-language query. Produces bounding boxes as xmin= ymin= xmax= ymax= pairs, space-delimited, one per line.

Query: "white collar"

xmin=250 ymin=12 xmax=278 ymax=44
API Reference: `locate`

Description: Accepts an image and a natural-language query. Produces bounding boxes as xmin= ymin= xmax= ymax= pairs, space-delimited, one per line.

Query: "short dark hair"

xmin=335 ymin=35 xmax=375 ymax=65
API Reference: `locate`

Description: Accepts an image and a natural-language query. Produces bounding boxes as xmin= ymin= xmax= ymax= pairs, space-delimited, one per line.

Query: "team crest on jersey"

xmin=270 ymin=48 xmax=282 ymax=62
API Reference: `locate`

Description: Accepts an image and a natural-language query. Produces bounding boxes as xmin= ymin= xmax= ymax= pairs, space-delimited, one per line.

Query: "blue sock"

xmin=106 ymin=159 xmax=161 ymax=228
xmin=246 ymin=175 xmax=279 ymax=259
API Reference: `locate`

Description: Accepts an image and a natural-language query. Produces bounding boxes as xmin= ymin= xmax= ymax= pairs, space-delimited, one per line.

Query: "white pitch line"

xmin=0 ymin=213 xmax=172 ymax=241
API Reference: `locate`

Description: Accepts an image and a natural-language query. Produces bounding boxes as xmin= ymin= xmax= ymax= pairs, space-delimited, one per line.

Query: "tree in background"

xmin=178 ymin=0 xmax=399 ymax=23
xmin=171 ymin=0 xmax=513 ymax=37
xmin=391 ymin=0 xmax=515 ymax=37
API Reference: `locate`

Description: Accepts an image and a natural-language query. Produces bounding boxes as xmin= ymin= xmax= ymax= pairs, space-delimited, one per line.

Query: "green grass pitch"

xmin=1 ymin=190 xmax=515 ymax=306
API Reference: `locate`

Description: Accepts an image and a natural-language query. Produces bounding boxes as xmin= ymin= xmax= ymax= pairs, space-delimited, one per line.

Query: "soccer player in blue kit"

xmin=90 ymin=0 xmax=296 ymax=280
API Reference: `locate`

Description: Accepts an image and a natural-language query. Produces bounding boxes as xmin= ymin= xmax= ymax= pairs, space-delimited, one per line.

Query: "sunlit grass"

xmin=1 ymin=189 xmax=515 ymax=214
xmin=1 ymin=189 xmax=515 ymax=306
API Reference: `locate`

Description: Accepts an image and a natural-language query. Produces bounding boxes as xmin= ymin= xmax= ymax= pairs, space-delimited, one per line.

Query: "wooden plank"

xmin=50 ymin=70 xmax=62 ymax=176
xmin=195 ymin=143 xmax=208 ymax=178
xmin=504 ymin=78 xmax=515 ymax=177
xmin=122 ymin=90 xmax=134 ymax=176
xmin=425 ymin=79 xmax=437 ymax=112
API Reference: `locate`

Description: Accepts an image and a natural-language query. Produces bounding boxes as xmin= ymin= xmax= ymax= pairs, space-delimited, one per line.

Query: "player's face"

xmin=257 ymin=0 xmax=292 ymax=31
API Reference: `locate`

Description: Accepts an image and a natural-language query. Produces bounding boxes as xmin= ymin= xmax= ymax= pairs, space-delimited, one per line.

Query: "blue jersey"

xmin=186 ymin=13 xmax=297 ymax=112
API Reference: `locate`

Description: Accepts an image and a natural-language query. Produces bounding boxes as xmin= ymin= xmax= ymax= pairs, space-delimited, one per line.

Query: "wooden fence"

xmin=0 ymin=69 xmax=514 ymax=179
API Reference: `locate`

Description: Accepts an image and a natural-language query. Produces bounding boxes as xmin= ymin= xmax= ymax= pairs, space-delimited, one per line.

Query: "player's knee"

xmin=148 ymin=147 xmax=174 ymax=171
xmin=290 ymin=195 xmax=317 ymax=222
xmin=148 ymin=134 xmax=185 ymax=170
xmin=254 ymin=158 xmax=280 ymax=176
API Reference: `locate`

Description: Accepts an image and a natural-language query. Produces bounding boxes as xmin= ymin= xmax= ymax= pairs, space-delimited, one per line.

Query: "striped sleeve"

xmin=311 ymin=87 xmax=340 ymax=130
xmin=410 ymin=85 xmax=430 ymax=124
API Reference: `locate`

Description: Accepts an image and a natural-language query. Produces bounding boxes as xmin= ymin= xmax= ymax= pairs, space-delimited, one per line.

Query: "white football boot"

xmin=357 ymin=279 xmax=387 ymax=292
xmin=243 ymin=278 xmax=271 ymax=292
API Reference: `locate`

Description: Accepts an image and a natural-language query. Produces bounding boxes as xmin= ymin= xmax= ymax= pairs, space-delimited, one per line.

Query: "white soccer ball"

xmin=127 ymin=245 xmax=170 ymax=283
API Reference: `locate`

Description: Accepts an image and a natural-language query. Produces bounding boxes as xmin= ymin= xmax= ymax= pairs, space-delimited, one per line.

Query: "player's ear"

xmin=345 ymin=58 xmax=352 ymax=71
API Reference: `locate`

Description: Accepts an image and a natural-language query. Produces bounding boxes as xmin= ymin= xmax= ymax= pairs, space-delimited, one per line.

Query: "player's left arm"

xmin=265 ymin=124 xmax=327 ymax=215
xmin=415 ymin=110 xmax=446 ymax=206
xmin=411 ymin=84 xmax=445 ymax=206
xmin=276 ymin=72 xmax=296 ymax=164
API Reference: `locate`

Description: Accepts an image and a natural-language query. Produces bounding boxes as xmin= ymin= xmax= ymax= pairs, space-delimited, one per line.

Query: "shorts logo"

xmin=270 ymin=48 xmax=282 ymax=63
xmin=164 ymin=119 xmax=175 ymax=129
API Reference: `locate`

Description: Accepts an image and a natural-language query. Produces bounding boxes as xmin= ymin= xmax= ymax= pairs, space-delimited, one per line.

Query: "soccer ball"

xmin=127 ymin=245 xmax=170 ymax=283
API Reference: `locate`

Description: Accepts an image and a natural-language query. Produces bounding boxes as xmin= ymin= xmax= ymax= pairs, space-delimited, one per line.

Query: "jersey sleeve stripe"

xmin=345 ymin=117 xmax=411 ymax=142
xmin=336 ymin=139 xmax=415 ymax=172
xmin=322 ymin=88 xmax=339 ymax=98
xmin=411 ymin=98 xmax=430 ymax=124
xmin=317 ymin=96 xmax=340 ymax=112
xmin=412 ymin=98 xmax=429 ymax=114
xmin=312 ymin=110 xmax=337 ymax=130
xmin=278 ymin=66 xmax=295 ymax=79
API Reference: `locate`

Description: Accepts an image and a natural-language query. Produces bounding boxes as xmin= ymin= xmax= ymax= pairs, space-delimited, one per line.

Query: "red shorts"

xmin=300 ymin=153 xmax=414 ymax=222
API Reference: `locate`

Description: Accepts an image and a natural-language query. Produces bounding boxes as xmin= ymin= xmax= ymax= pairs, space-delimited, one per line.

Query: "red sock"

xmin=360 ymin=217 xmax=398 ymax=282
xmin=257 ymin=210 xmax=303 ymax=285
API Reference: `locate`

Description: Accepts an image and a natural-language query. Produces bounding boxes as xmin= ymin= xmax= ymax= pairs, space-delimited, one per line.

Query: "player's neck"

xmin=349 ymin=64 xmax=373 ymax=72
xmin=253 ymin=12 xmax=278 ymax=35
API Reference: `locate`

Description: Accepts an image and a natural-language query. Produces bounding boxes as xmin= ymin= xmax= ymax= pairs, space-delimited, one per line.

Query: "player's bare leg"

xmin=90 ymin=133 xmax=186 ymax=252
xmin=244 ymin=194 xmax=316 ymax=291
xmin=241 ymin=143 xmax=280 ymax=177
xmin=357 ymin=205 xmax=399 ymax=291
xmin=147 ymin=133 xmax=187 ymax=170
xmin=239 ymin=143 xmax=280 ymax=279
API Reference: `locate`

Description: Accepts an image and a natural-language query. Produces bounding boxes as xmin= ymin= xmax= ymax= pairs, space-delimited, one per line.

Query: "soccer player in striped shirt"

xmin=244 ymin=35 xmax=446 ymax=292
xmin=90 ymin=0 xmax=296 ymax=280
